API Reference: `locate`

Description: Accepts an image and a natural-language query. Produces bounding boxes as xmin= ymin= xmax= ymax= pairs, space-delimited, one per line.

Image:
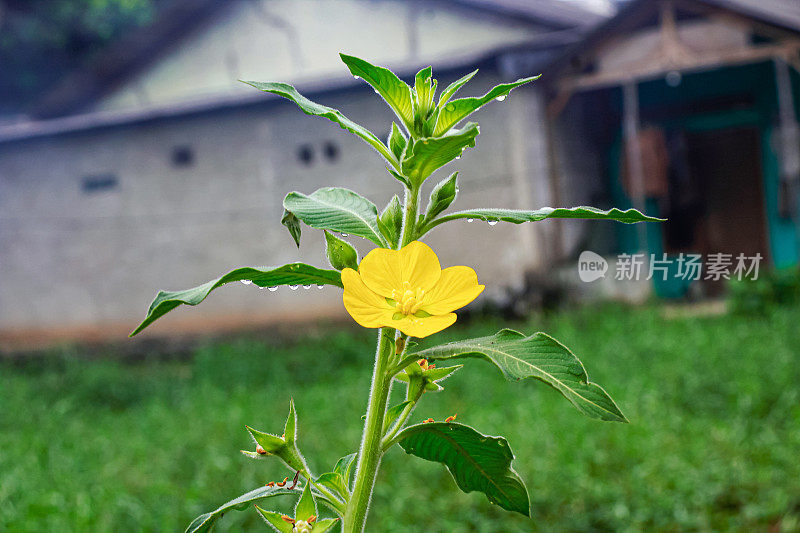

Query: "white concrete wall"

xmin=0 ymin=72 xmax=551 ymax=343
xmin=96 ymin=0 xmax=541 ymax=113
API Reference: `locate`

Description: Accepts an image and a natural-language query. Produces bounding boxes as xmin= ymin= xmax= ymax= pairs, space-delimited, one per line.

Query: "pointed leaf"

xmin=131 ymin=264 xmax=342 ymax=336
xmin=426 ymin=206 xmax=663 ymax=230
xmin=314 ymin=471 xmax=348 ymax=500
xmin=438 ymin=69 xmax=478 ymax=108
xmin=402 ymin=123 xmax=479 ymax=185
xmin=396 ymin=422 xmax=529 ymax=516
xmin=312 ymin=518 xmax=340 ymax=533
xmin=242 ymin=80 xmax=397 ymax=168
xmin=383 ymin=400 xmax=413 ymax=433
xmin=294 ymin=483 xmax=316 ymax=521
xmin=424 ymin=172 xmax=458 ymax=221
xmin=254 ymin=508 xmax=294 ymax=533
xmin=388 ymin=122 xmax=407 ymax=160
xmin=378 ymin=195 xmax=403 ymax=248
xmin=284 ymin=399 xmax=298 ymax=444
xmin=283 ymin=188 xmax=387 ymax=247
xmin=434 ymin=75 xmax=540 ymax=136
xmin=281 ymin=210 xmax=302 ymax=247
xmin=339 ymin=53 xmax=414 ymax=129
xmin=185 ymin=485 xmax=300 ymax=533
xmin=412 ymin=330 xmax=628 ymax=422
xmin=333 ymin=453 xmax=357 ymax=485
xmin=324 ymin=231 xmax=358 ymax=271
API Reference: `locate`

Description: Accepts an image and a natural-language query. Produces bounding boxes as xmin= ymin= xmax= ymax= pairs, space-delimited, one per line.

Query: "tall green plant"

xmin=132 ymin=54 xmax=660 ymax=532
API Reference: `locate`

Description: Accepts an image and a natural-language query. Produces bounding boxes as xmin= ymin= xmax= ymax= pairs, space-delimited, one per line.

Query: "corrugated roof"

xmin=702 ymin=0 xmax=800 ymax=32
xmin=449 ymin=0 xmax=607 ymax=28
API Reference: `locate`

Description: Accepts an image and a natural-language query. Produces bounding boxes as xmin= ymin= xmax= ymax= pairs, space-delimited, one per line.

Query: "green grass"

xmin=1 ymin=303 xmax=799 ymax=532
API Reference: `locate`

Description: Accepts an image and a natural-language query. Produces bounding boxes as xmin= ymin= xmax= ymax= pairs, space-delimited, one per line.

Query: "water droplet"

xmin=316 ymin=284 xmax=324 ymax=290
xmin=303 ymin=284 xmax=312 ymax=290
xmin=488 ymin=220 xmax=498 ymax=226
xmin=455 ymin=156 xmax=461 ymax=160
xmin=446 ymin=103 xmax=455 ymax=111
xmin=341 ymin=233 xmax=348 ymax=237
xmin=240 ymin=280 xmax=252 ymax=285
xmin=289 ymin=285 xmax=299 ymax=290
xmin=373 ymin=89 xmax=379 ymax=94
xmin=495 ymin=95 xmax=507 ymax=102
xmin=467 ymin=218 xmax=474 ymax=223
xmin=353 ymin=75 xmax=360 ymax=80
xmin=268 ymin=286 xmax=278 ymax=292
xmin=258 ymin=285 xmax=267 ymax=290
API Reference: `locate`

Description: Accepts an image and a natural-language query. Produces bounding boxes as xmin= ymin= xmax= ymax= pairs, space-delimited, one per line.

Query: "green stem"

xmin=342 ymin=328 xmax=395 ymax=532
xmin=401 ymin=184 xmax=420 ymax=246
xmin=380 ymin=385 xmax=423 ymax=451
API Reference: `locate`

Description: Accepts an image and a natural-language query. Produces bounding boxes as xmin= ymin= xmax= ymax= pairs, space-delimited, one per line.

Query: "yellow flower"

xmin=341 ymin=241 xmax=484 ymax=338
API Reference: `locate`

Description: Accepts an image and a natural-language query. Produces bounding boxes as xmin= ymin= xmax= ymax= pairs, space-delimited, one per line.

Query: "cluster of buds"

xmin=281 ymin=514 xmax=316 ymax=533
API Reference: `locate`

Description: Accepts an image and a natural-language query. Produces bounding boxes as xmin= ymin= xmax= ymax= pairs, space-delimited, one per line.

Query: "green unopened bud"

xmin=424 ymin=172 xmax=458 ymax=222
xmin=378 ymin=195 xmax=403 ymax=248
xmin=324 ymin=231 xmax=358 ymax=271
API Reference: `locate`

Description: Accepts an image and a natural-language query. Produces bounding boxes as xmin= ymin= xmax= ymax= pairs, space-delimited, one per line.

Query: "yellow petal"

xmin=421 ymin=266 xmax=484 ymax=315
xmin=341 ymin=268 xmax=394 ymax=328
xmin=390 ymin=313 xmax=457 ymax=338
xmin=359 ymin=241 xmax=441 ymax=297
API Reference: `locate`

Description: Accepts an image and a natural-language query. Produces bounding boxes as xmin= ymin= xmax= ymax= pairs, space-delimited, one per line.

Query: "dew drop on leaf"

xmin=240 ymin=280 xmax=252 ymax=285
xmin=446 ymin=104 xmax=455 ymax=111
xmin=303 ymin=285 xmax=312 ymax=290
xmin=316 ymin=285 xmax=324 ymax=290
xmin=341 ymin=233 xmax=349 ymax=237
xmin=488 ymin=220 xmax=498 ymax=226
xmin=289 ymin=285 xmax=299 ymax=290
xmin=467 ymin=218 xmax=474 ymax=223
xmin=495 ymin=95 xmax=507 ymax=102
xmin=268 ymin=286 xmax=278 ymax=292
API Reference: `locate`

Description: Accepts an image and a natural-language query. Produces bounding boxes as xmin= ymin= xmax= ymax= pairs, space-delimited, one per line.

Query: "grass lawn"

xmin=1 ymin=302 xmax=799 ymax=532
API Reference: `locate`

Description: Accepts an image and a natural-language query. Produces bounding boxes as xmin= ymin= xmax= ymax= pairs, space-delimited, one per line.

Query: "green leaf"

xmin=387 ymin=168 xmax=411 ymax=188
xmin=281 ymin=210 xmax=302 ymax=247
xmin=412 ymin=330 xmax=628 ymax=422
xmin=283 ymin=187 xmax=387 ymax=247
xmin=254 ymin=508 xmax=294 ymax=533
xmin=438 ymin=69 xmax=478 ymax=108
xmin=242 ymin=80 xmax=397 ymax=168
xmin=333 ymin=453 xmax=357 ymax=484
xmin=388 ymin=122 xmax=407 ymax=160
xmin=185 ymin=485 xmax=300 ymax=533
xmin=434 ymin=76 xmax=540 ymax=136
xmin=378 ymin=195 xmax=403 ymax=248
xmin=311 ymin=518 xmax=340 ymax=532
xmin=424 ymin=172 xmax=458 ymax=222
xmin=284 ymin=398 xmax=298 ymax=444
xmin=130 ymin=264 xmax=342 ymax=336
xmin=383 ymin=400 xmax=412 ymax=433
xmin=324 ymin=231 xmax=358 ymax=271
xmin=294 ymin=483 xmax=316 ymax=521
xmin=314 ymin=471 xmax=349 ymax=501
xmin=426 ymin=206 xmax=663 ymax=230
xmin=396 ymin=422 xmax=529 ymax=516
xmin=339 ymin=53 xmax=414 ymax=129
xmin=402 ymin=123 xmax=479 ymax=185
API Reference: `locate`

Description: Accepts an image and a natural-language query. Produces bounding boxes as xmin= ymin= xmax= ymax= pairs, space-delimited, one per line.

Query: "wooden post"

xmin=773 ymin=56 xmax=800 ymax=256
xmin=623 ymin=81 xmax=649 ymax=253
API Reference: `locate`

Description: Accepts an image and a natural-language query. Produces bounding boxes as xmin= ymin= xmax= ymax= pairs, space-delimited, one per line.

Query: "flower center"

xmin=391 ymin=281 xmax=425 ymax=316
xmin=292 ymin=520 xmax=312 ymax=533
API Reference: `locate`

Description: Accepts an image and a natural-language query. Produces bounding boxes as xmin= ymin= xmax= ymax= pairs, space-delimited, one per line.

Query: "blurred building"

xmin=0 ymin=0 xmax=799 ymax=347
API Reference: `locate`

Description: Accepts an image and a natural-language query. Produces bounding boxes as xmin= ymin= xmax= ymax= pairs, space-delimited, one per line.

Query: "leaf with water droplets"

xmin=339 ymin=54 xmax=414 ymax=130
xmin=427 ymin=206 xmax=663 ymax=229
xmin=283 ymin=187 xmax=387 ymax=247
xmin=396 ymin=422 xmax=530 ymax=516
xmin=411 ymin=329 xmax=627 ymax=422
xmin=241 ymin=80 xmax=398 ymax=168
xmin=130 ymin=264 xmax=342 ymax=336
xmin=402 ymin=123 xmax=478 ymax=185
xmin=433 ymin=75 xmax=540 ymax=136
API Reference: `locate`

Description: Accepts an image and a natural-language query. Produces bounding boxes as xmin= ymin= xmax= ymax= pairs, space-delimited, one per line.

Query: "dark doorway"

xmin=662 ymin=127 xmax=769 ymax=290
